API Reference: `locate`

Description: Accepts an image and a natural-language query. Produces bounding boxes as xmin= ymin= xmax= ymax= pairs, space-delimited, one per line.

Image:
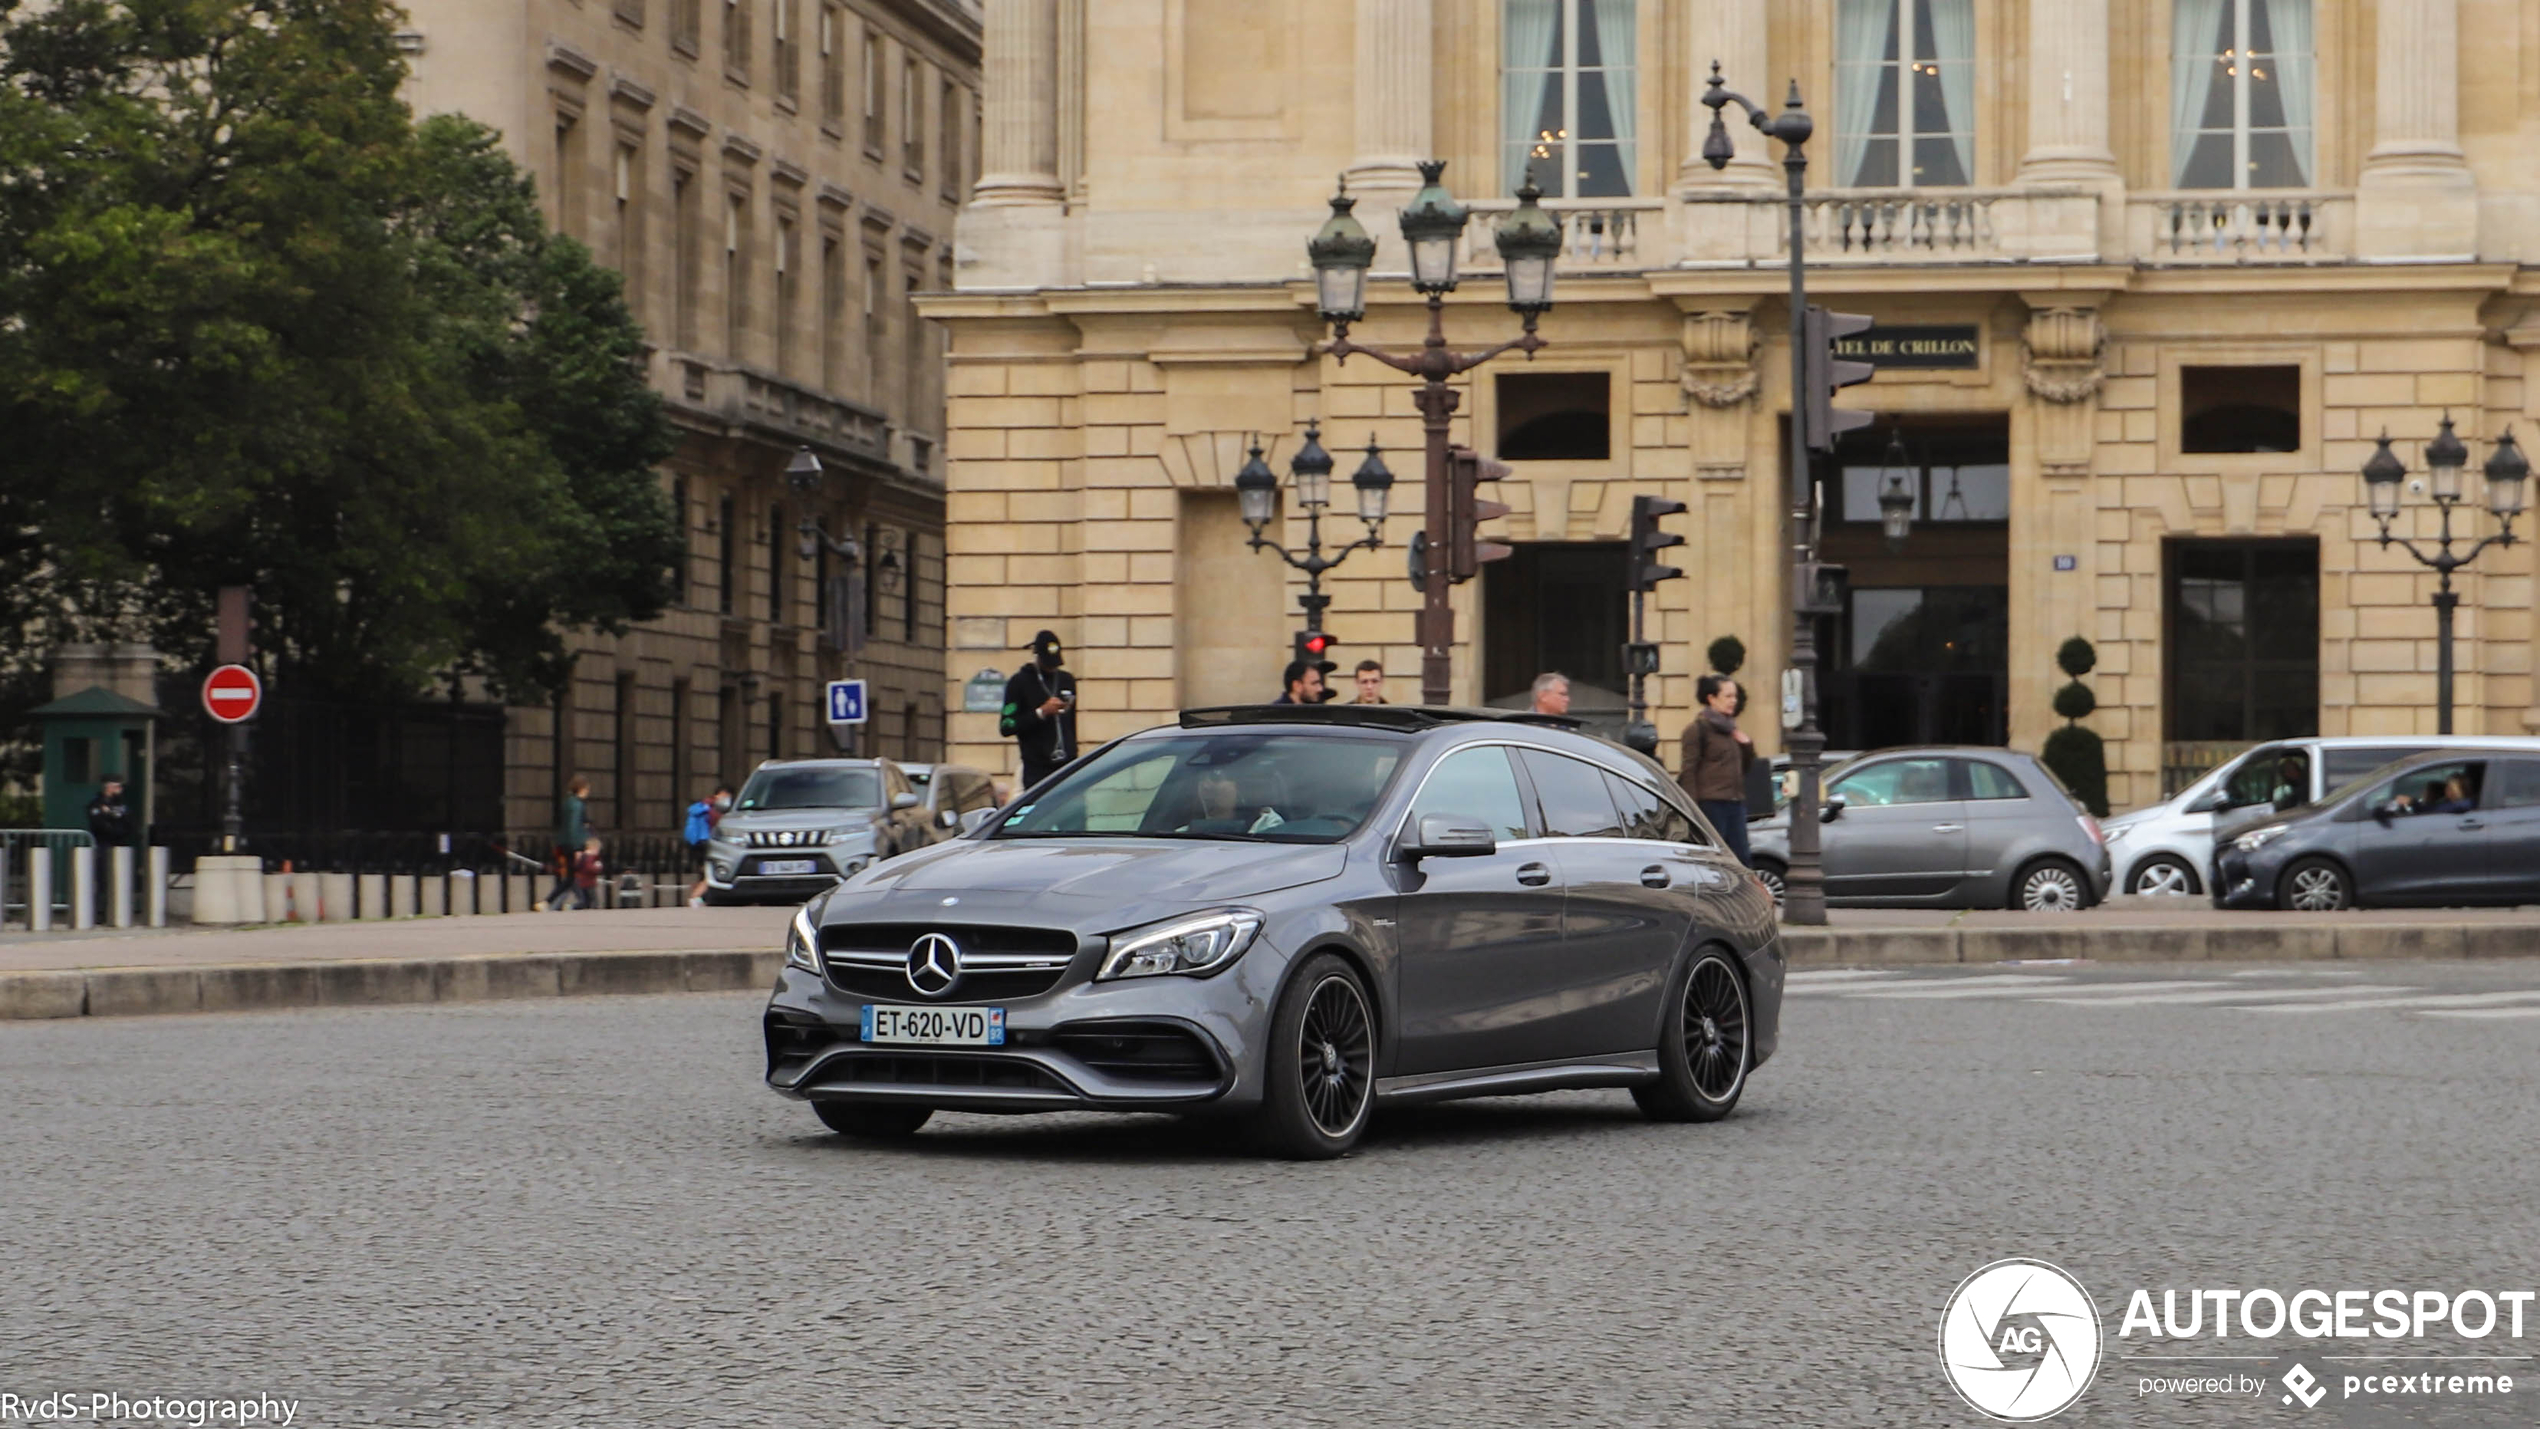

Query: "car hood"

xmin=829 ymin=837 xmax=1350 ymax=932
xmin=719 ymin=808 xmax=877 ymax=832
xmin=2211 ymin=801 xmax=2331 ymax=844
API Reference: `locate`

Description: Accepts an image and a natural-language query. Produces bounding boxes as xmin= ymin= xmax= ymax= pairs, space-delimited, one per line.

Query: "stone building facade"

xmin=929 ymin=0 xmax=2540 ymax=816
xmin=400 ymin=0 xmax=978 ymax=836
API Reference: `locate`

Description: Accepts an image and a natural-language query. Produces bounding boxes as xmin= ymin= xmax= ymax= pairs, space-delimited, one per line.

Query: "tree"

xmin=0 ymin=0 xmax=675 ymax=704
xmin=2041 ymin=636 xmax=2109 ymax=817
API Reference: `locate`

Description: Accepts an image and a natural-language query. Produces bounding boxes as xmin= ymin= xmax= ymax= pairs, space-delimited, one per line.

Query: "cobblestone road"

xmin=5 ymin=961 xmax=2536 ymax=1427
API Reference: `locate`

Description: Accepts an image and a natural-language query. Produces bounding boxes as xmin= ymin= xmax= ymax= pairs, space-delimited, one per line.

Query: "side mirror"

xmin=890 ymin=792 xmax=920 ymax=811
xmin=2372 ymin=802 xmax=2397 ymax=825
xmin=1819 ymin=796 xmax=1847 ymax=823
xmin=959 ymin=808 xmax=998 ymax=835
xmin=1400 ymin=813 xmax=1496 ymax=861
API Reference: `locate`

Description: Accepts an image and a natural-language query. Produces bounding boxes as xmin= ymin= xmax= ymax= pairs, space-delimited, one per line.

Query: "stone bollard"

xmin=357 ymin=872 xmax=387 ymax=920
xmin=28 ymin=846 xmax=52 ymax=931
xmin=509 ymin=873 xmax=535 ymax=913
xmin=319 ymin=871 xmax=356 ymax=922
xmin=417 ymin=875 xmax=445 ymax=917
xmin=70 ymin=845 xmax=96 ymax=930
xmin=148 ymin=847 xmax=171 ymax=927
xmin=109 ymin=846 xmax=135 ymax=928
xmin=284 ymin=870 xmax=319 ymax=922
xmin=389 ymin=874 xmax=416 ymax=918
xmin=449 ymin=869 xmax=479 ymax=915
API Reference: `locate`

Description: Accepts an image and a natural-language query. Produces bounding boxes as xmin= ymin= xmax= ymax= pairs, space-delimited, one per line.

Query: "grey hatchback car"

xmin=1745 ymin=747 xmax=2111 ymax=910
xmin=763 ymin=705 xmax=1785 ymax=1158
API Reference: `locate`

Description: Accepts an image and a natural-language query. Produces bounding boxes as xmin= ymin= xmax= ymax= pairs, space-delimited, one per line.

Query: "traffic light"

xmin=1628 ymin=493 xmax=1687 ymax=593
xmin=1294 ymin=629 xmax=1337 ymax=672
xmin=1446 ymin=446 xmax=1513 ymax=582
xmin=1801 ymin=306 xmax=1877 ymax=453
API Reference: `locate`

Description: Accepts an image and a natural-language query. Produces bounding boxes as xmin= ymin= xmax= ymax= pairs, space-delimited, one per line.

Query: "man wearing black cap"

xmin=1000 ymin=630 xmax=1078 ymax=790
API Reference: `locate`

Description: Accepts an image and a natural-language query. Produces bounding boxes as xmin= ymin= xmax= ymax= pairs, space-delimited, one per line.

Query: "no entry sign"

xmin=202 ymin=664 xmax=264 ymax=724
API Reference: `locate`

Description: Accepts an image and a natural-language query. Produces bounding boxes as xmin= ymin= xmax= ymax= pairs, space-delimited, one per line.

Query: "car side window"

xmin=1519 ymin=750 xmax=1625 ymax=838
xmin=1961 ymin=760 xmax=2030 ymax=801
xmin=1827 ymin=758 xmax=1952 ymax=807
xmin=957 ymin=774 xmax=997 ymax=812
xmin=2362 ymin=760 xmax=2484 ymax=819
xmin=2323 ymin=745 xmax=2432 ymax=788
xmin=1409 ymin=747 xmax=1533 ymax=844
xmin=1604 ymin=771 xmax=1706 ymax=844
xmin=2216 ymin=746 xmax=2288 ymax=810
xmin=2501 ymin=760 xmax=2540 ymax=808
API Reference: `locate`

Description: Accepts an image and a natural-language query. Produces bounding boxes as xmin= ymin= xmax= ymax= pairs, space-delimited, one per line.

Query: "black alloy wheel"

xmin=1634 ymin=951 xmax=1750 ymax=1123
xmin=1247 ymin=953 xmax=1376 ymax=1159
xmin=813 ymin=1101 xmax=933 ymax=1139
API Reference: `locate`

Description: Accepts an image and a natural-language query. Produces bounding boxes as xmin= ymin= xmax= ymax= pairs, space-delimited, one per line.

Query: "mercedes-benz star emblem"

xmin=905 ymin=933 xmax=962 ymax=997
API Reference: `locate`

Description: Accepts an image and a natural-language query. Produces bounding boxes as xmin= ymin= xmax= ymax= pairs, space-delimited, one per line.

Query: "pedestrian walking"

xmin=999 ymin=630 xmax=1078 ymax=791
xmin=544 ymin=776 xmax=590 ymax=910
xmin=1678 ymin=675 xmax=1757 ymax=867
xmin=1272 ymin=659 xmax=1326 ymax=705
xmin=1351 ymin=660 xmax=1388 ymax=704
xmin=684 ymin=784 xmax=732 ymax=906
xmin=569 ymin=836 xmax=604 ymax=911
xmin=1529 ymin=672 xmax=1572 ymax=717
xmin=85 ymin=777 xmax=133 ymax=847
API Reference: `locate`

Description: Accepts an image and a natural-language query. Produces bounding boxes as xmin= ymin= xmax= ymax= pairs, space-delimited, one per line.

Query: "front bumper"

xmin=705 ymin=846 xmax=871 ymax=902
xmin=2210 ymin=847 xmax=2278 ymax=908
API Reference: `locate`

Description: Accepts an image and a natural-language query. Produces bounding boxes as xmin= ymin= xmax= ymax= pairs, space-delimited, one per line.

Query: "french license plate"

xmin=861 ymin=1004 xmax=1007 ymax=1046
xmin=759 ymin=858 xmax=818 ymax=875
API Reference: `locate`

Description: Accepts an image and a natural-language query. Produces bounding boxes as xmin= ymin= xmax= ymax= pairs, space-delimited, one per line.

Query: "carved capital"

xmin=2023 ymin=306 xmax=2105 ymax=405
xmin=1682 ymin=310 xmax=1760 ymax=409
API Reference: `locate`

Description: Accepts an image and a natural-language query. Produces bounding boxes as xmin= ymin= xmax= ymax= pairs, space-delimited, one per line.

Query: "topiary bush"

xmin=2040 ymin=636 xmax=2109 ymax=817
xmin=1707 ymin=635 xmax=1746 ymax=678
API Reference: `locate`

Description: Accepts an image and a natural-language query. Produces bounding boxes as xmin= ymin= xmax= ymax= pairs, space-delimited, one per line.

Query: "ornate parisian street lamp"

xmin=1237 ymin=423 xmax=1393 ymax=646
xmin=1877 ymin=425 xmax=1917 ymax=553
xmin=1307 ymin=164 xmax=1564 ymax=706
xmin=2360 ymin=416 xmax=2527 ymax=733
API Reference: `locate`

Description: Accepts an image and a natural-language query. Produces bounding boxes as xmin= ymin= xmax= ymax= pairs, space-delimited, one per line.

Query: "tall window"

xmin=613 ymin=142 xmax=644 ymax=314
xmin=717 ymin=494 xmax=737 ymax=614
xmin=2172 ymin=0 xmax=2313 ymax=188
xmin=552 ymin=112 xmax=584 ymax=239
xmin=1833 ymin=0 xmax=1974 ymax=187
xmin=767 ymin=504 xmax=787 ymax=625
xmin=670 ymin=476 xmax=691 ymax=600
xmin=724 ymin=193 xmax=748 ymax=354
xmin=2166 ymin=539 xmax=2319 ymax=742
xmin=821 ymin=234 xmax=846 ymax=391
xmin=673 ymin=0 xmax=700 ymax=55
xmin=819 ymin=4 xmax=844 ymax=127
xmin=863 ymin=253 xmax=884 ymax=399
xmin=774 ymin=0 xmax=798 ymax=102
xmin=939 ymin=81 xmax=961 ymax=200
xmin=672 ymin=166 xmax=700 ymax=348
xmin=722 ymin=0 xmax=751 ymax=82
xmin=902 ymin=56 xmax=924 ymax=174
xmin=773 ymin=215 xmax=797 ymax=376
xmin=1500 ymin=0 xmax=1636 ymax=198
xmin=862 ymin=31 xmax=884 ymax=152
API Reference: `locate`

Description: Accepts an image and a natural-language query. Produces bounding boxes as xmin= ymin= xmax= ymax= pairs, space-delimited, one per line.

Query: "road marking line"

xmin=1921 ymin=979 xmax=2224 ymax=999
xmin=1786 ymin=970 xmax=1914 ymax=985
xmin=2035 ymin=984 xmax=2417 ymax=1007
xmin=2242 ymin=990 xmax=2540 ymax=1015
xmin=2416 ymin=1006 xmax=2540 ymax=1020
xmin=2226 ymin=968 xmax=2364 ymax=978
xmin=1842 ymin=975 xmax=2075 ymax=999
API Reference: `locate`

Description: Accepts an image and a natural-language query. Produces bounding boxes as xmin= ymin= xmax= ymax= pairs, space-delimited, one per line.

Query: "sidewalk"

xmin=0 ymin=900 xmax=2533 ymax=1020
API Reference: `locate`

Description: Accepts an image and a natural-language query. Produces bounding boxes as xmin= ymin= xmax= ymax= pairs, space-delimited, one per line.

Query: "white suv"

xmin=2101 ymin=735 xmax=2540 ymax=897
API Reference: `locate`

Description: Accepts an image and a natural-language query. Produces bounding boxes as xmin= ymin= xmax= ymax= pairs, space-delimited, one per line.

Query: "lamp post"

xmin=1307 ymin=163 xmax=1563 ymax=706
xmin=1702 ymin=63 xmax=1842 ymax=926
xmin=2359 ymin=416 xmax=2527 ymax=734
xmin=787 ymin=446 xmax=865 ymax=750
xmin=1236 ymin=423 xmax=1394 ymax=646
xmin=1877 ymin=425 xmax=1917 ymax=553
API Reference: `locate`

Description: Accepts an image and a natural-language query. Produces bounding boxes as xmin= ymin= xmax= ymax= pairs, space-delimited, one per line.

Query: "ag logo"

xmin=1938 ymin=1259 xmax=2102 ymax=1421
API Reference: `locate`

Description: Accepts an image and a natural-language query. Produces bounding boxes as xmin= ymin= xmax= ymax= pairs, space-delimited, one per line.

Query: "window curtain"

xmin=2170 ymin=0 xmax=2227 ymax=185
xmin=1927 ymin=0 xmax=1975 ymax=184
xmin=1834 ymin=0 xmax=1889 ymax=186
xmin=2263 ymin=0 xmax=2314 ymax=186
xmin=1502 ymin=0 xmax=1561 ymax=192
xmin=1592 ymin=0 xmax=1636 ymax=189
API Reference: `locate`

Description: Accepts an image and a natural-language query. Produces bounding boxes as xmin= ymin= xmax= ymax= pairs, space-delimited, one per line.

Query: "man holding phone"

xmin=1000 ymin=629 xmax=1079 ymax=791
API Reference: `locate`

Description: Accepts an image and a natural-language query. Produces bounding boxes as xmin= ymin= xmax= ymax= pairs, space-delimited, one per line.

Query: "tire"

xmin=1633 ymin=950 xmax=1751 ymax=1123
xmin=2124 ymin=854 xmax=2201 ymax=898
xmin=813 ymin=1101 xmax=933 ymax=1139
xmin=2279 ymin=856 xmax=2353 ymax=912
xmin=2010 ymin=857 xmax=2089 ymax=912
xmin=1752 ymin=859 xmax=1788 ymax=906
xmin=1245 ymin=953 xmax=1377 ymax=1160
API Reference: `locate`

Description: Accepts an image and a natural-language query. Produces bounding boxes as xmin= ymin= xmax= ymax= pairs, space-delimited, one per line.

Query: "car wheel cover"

xmin=2021 ymin=865 xmax=2084 ymax=912
xmin=2287 ymin=865 xmax=2343 ymax=911
xmin=1757 ymin=866 xmax=1786 ymax=903
xmin=1298 ymin=974 xmax=1372 ymax=1138
xmin=2130 ymin=859 xmax=2194 ymax=897
xmin=1682 ymin=956 xmax=1749 ymax=1103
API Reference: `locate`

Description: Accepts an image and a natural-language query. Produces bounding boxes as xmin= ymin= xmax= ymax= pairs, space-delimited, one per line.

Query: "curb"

xmin=0 ymin=948 xmax=784 ymax=1021
xmin=1775 ymin=922 xmax=2540 ymax=965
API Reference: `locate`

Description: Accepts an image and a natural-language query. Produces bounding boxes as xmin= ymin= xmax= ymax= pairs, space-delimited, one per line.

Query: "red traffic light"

xmin=1303 ymin=633 xmax=1331 ymax=655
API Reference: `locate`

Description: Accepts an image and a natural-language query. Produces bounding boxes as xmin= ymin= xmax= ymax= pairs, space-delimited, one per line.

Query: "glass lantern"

xmin=1289 ymin=423 xmax=1334 ymax=509
xmin=2361 ymin=434 xmax=2407 ymax=521
xmin=2486 ymin=430 xmax=2529 ymax=519
xmin=2425 ymin=414 xmax=2468 ymax=504
xmin=1397 ymin=161 xmax=1469 ymax=295
xmin=1350 ymin=438 xmax=1394 ymax=526
xmin=1306 ymin=189 xmax=1376 ymax=327
xmin=1233 ymin=441 xmax=1279 ymax=529
xmin=1494 ymin=181 xmax=1562 ymax=320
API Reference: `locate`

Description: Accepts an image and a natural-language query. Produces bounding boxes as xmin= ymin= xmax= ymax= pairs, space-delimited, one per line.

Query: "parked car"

xmin=2098 ymin=735 xmax=2540 ymax=897
xmin=900 ymin=761 xmax=1002 ymax=838
xmin=2212 ymin=747 xmax=2540 ymax=910
xmin=762 ymin=703 xmax=1784 ymax=1158
xmin=1758 ymin=751 xmax=1861 ymax=820
xmin=1745 ymin=747 xmax=2111 ymax=911
xmin=702 ymin=758 xmax=940 ymax=905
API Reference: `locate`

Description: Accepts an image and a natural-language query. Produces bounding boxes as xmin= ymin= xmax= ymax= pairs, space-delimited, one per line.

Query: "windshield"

xmin=736 ymin=766 xmax=880 ymax=812
xmin=995 ymin=731 xmax=1407 ymax=844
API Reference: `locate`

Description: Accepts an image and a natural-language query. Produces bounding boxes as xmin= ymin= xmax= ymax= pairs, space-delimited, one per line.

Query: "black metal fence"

xmin=150 ymin=828 xmax=697 ymax=908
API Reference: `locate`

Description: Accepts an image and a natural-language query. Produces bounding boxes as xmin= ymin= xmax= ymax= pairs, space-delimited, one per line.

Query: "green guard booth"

xmin=32 ymin=686 xmax=161 ymax=844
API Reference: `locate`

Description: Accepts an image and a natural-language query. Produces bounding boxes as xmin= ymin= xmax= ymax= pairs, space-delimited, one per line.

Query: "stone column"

xmin=1677 ymin=0 xmax=1776 ymax=193
xmin=1344 ymin=0 xmax=1432 ymax=200
xmin=2356 ymin=0 xmax=2475 ymax=257
xmin=972 ymin=0 xmax=1062 ymax=207
xmin=2014 ymin=0 xmax=2116 ymax=184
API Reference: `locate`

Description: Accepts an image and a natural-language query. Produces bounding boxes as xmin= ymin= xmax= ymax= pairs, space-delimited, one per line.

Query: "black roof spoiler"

xmin=1176 ymin=704 xmax=1586 ymax=732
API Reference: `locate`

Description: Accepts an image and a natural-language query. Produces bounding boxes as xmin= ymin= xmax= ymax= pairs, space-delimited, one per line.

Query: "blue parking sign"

xmin=825 ymin=678 xmax=867 ymax=724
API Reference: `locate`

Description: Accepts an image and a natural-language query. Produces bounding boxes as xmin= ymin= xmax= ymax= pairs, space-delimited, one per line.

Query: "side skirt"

xmin=1373 ymin=1052 xmax=1660 ymax=1107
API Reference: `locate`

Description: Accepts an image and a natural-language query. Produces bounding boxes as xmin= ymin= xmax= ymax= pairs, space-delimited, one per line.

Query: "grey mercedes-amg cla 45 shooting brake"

xmin=763 ymin=704 xmax=1786 ymax=1159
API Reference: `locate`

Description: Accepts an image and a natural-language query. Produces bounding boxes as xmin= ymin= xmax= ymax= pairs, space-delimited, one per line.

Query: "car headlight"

xmin=2233 ymin=824 xmax=2289 ymax=853
xmin=2102 ymin=822 xmax=2135 ymax=845
xmin=785 ymin=903 xmax=821 ymax=973
xmin=1096 ymin=909 xmax=1264 ymax=981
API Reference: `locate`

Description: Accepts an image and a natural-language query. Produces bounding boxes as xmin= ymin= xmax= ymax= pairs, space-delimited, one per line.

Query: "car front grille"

xmin=820 ymin=923 xmax=1079 ymax=1002
xmin=740 ymin=829 xmax=837 ymax=849
xmin=808 ymin=1053 xmax=1068 ymax=1093
xmin=1049 ymin=1022 xmax=1221 ymax=1084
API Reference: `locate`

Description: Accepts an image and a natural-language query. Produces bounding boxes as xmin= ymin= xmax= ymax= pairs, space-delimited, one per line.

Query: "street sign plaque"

xmin=825 ymin=678 xmax=868 ymax=725
xmin=202 ymin=664 xmax=263 ymax=725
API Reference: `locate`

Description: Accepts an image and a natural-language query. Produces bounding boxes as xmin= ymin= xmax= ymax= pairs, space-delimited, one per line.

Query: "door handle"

xmin=1931 ymin=823 xmax=1964 ymax=833
xmin=1640 ymin=864 xmax=1670 ymax=888
xmin=1515 ymin=862 xmax=1552 ymax=887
